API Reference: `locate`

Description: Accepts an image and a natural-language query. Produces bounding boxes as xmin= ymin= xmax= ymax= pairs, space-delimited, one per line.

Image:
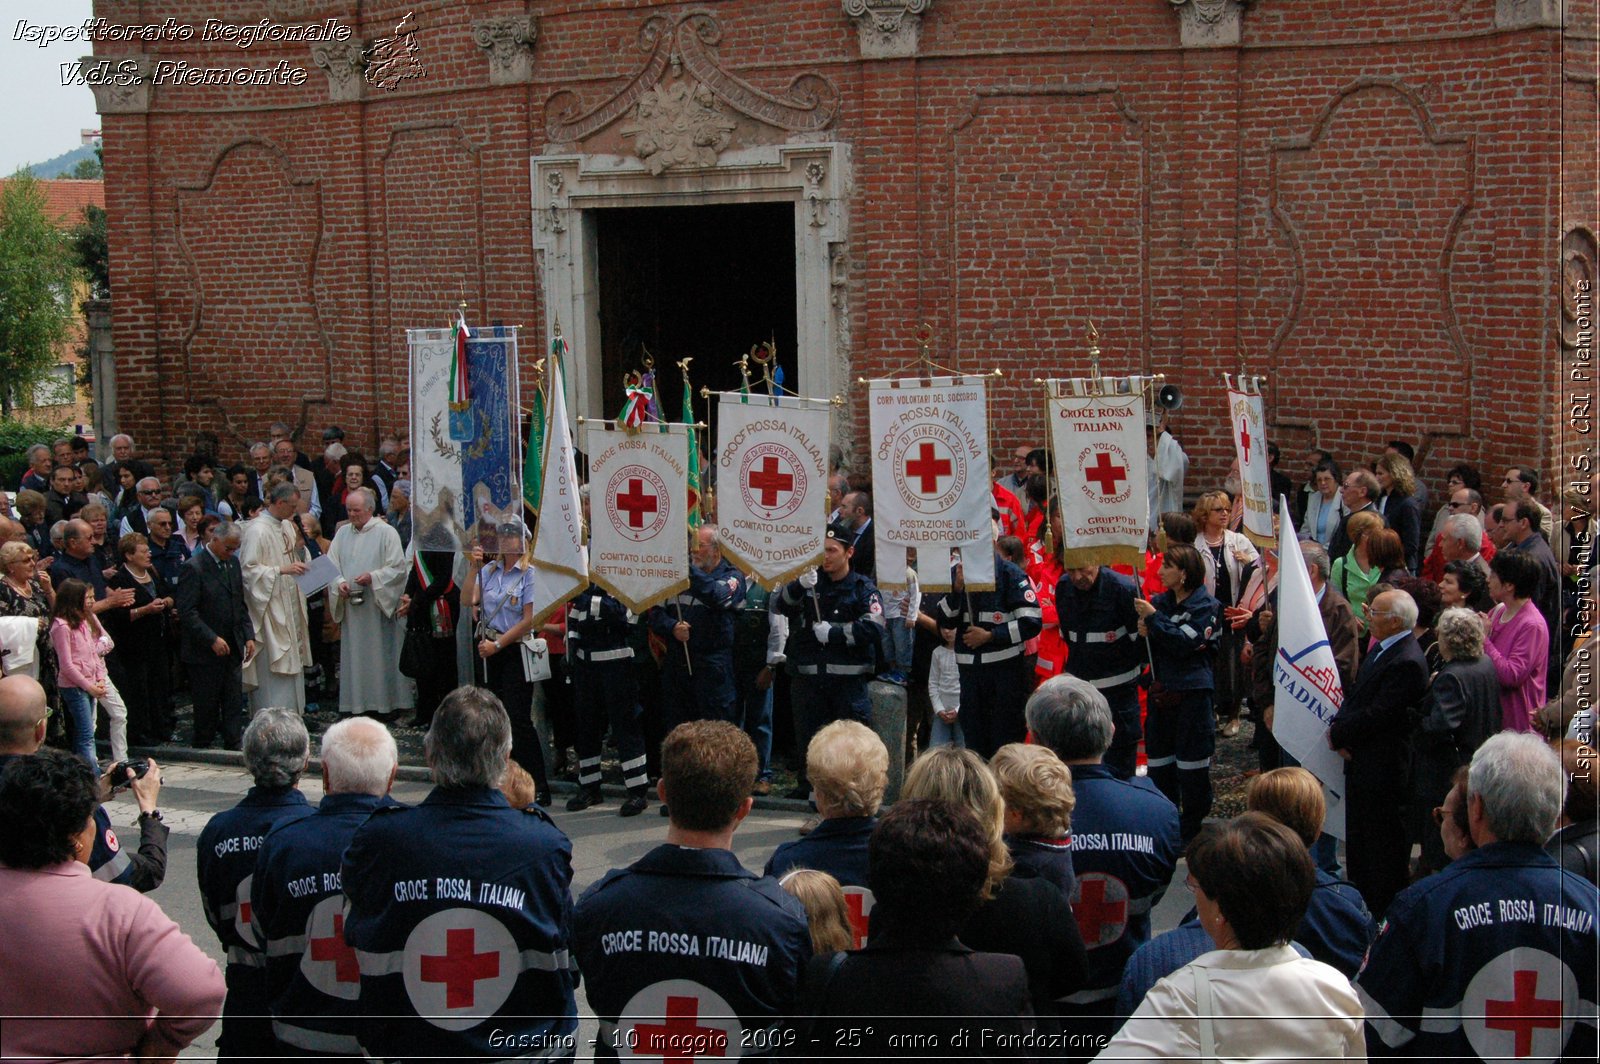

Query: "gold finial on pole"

xmin=1086 ymin=321 xmax=1103 ymax=395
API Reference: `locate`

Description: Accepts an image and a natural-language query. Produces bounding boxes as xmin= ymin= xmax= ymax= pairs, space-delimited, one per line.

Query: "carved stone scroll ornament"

xmin=1495 ymin=0 xmax=1566 ymax=29
xmin=79 ymin=54 xmax=152 ymax=114
xmin=1167 ymin=0 xmax=1252 ymax=48
xmin=545 ymin=11 xmax=838 ymax=145
xmin=473 ymin=15 xmax=538 ymax=85
xmin=841 ymin=0 xmax=932 ymax=59
xmin=620 ymin=81 xmax=737 ymax=174
xmin=311 ymin=39 xmax=365 ymax=102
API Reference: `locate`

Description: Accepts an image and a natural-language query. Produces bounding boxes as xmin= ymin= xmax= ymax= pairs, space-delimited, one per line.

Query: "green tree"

xmin=0 ymin=172 xmax=81 ymax=417
xmin=68 ymin=155 xmax=103 ymax=180
xmin=72 ymin=204 xmax=109 ymax=299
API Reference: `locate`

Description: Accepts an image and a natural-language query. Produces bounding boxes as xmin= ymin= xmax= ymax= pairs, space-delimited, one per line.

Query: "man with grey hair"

xmin=328 ymin=486 xmax=411 ymax=720
xmin=118 ymin=475 xmax=167 ymax=537
xmin=17 ymin=443 xmax=52 ymax=494
xmin=197 ymin=708 xmax=314 ymax=1059
xmin=246 ymin=441 xmax=274 ymax=499
xmin=1356 ymin=732 xmax=1598 ymax=1061
xmin=1023 ymin=675 xmax=1180 ymax=1039
xmin=241 ymin=482 xmax=312 ymax=713
xmin=252 ymin=717 xmax=400 ymax=1056
xmin=1437 ymin=512 xmax=1491 ymax=581
xmin=178 ymin=520 xmax=255 ymax=748
xmin=272 ymin=436 xmax=322 ymax=519
xmin=1329 ymin=468 xmax=1381 ymax=562
xmin=1330 ymin=588 xmax=1429 ymax=918
xmin=342 ymin=687 xmax=579 ymax=1060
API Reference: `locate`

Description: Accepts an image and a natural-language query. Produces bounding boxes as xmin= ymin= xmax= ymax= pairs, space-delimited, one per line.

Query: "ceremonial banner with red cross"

xmin=1048 ymin=377 xmax=1150 ymax=570
xmin=713 ymin=392 xmax=830 ymax=588
xmin=1227 ymin=377 xmax=1274 ymax=548
xmin=584 ymin=422 xmax=691 ymax=613
xmin=867 ymin=377 xmax=996 ymax=592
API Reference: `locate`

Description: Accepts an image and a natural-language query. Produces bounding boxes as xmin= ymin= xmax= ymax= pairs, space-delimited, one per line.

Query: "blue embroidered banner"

xmin=462 ymin=326 xmax=522 ymax=544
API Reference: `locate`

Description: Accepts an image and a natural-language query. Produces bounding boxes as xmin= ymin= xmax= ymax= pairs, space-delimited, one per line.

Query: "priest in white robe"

xmin=240 ymin=483 xmax=313 ymax=712
xmin=327 ymin=487 xmax=413 ymax=718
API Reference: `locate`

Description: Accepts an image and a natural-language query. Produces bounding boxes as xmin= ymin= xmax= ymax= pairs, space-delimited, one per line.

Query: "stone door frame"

xmin=532 ymin=141 xmax=851 ymax=420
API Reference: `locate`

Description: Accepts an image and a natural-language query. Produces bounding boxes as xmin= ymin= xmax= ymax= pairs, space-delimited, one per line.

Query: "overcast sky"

xmin=3 ymin=0 xmax=101 ymax=174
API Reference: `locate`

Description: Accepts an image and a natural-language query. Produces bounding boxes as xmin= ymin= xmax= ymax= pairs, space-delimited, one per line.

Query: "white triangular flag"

xmin=1271 ymin=495 xmax=1349 ymax=840
xmin=527 ymin=346 xmax=587 ymax=624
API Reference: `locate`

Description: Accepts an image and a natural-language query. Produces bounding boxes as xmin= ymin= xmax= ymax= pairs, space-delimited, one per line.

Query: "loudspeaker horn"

xmin=1156 ymin=384 xmax=1185 ymax=411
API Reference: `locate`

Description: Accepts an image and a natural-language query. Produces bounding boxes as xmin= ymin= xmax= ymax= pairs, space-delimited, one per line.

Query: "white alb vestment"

xmin=327 ymin=517 xmax=412 ymax=716
xmin=1148 ymin=429 xmax=1189 ymax=530
xmin=240 ymin=513 xmax=312 ymax=712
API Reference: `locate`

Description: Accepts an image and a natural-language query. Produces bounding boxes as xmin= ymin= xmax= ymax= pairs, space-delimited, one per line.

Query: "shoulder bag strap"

xmin=1192 ymin=964 xmax=1217 ymax=1062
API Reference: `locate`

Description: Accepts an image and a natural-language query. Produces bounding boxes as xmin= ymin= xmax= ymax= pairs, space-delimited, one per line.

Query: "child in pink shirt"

xmin=50 ymin=577 xmax=129 ymax=768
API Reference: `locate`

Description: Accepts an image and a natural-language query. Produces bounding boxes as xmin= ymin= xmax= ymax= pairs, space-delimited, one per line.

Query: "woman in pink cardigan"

xmin=49 ymin=577 xmax=129 ymax=769
xmin=1482 ymin=550 xmax=1550 ymax=733
xmin=0 ymin=748 xmax=224 ymax=1060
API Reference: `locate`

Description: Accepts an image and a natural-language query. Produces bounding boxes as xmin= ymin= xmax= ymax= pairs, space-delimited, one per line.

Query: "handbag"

xmin=399 ymin=628 xmax=431 ymax=679
xmin=520 ymin=635 xmax=552 ymax=683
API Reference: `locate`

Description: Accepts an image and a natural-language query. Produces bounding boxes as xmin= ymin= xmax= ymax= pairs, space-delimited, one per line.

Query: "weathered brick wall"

xmin=93 ymin=0 xmax=1595 ymax=505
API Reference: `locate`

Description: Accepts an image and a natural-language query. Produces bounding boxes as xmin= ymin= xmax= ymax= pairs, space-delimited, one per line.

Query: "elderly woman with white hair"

xmin=1410 ymin=605 xmax=1501 ymax=876
xmin=764 ymin=719 xmax=887 ymax=892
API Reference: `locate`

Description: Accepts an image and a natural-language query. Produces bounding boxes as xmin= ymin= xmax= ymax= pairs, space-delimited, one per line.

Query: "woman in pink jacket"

xmin=0 ymin=748 xmax=224 ymax=1060
xmin=1482 ymin=550 xmax=1550 ymax=733
xmin=49 ymin=578 xmax=130 ymax=769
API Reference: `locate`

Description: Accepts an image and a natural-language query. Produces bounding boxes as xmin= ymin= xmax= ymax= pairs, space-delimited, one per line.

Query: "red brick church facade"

xmin=91 ymin=0 xmax=1595 ymax=498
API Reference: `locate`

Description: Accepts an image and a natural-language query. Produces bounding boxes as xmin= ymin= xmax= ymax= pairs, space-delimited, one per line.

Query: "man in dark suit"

xmin=1328 ymin=588 xmax=1428 ymax=918
xmin=176 ymin=520 xmax=255 ymax=748
xmin=841 ymin=491 xmax=875 ymax=581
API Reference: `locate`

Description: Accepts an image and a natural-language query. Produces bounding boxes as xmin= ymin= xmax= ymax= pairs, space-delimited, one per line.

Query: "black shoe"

xmin=620 ymin=795 xmax=648 ymax=817
xmin=566 ymin=787 xmax=603 ymax=812
xmin=784 ymin=785 xmax=811 ymax=801
xmin=535 ymin=790 xmax=553 ymax=808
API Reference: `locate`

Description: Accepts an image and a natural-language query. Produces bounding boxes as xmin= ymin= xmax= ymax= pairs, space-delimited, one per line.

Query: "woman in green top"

xmin=1330 ymin=510 xmax=1389 ymax=628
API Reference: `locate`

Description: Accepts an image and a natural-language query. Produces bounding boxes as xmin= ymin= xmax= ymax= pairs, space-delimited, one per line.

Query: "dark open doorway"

xmin=595 ymin=202 xmax=798 ymax=435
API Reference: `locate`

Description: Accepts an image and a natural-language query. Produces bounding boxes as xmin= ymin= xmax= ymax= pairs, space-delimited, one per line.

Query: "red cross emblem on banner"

xmin=1072 ymin=873 xmax=1131 ymax=948
xmin=421 ymin=927 xmax=501 ymax=1009
xmin=1238 ymin=416 xmax=1252 ymax=464
xmin=905 ymin=442 xmax=953 ymax=495
xmin=842 ymin=886 xmax=875 ymax=950
xmin=1083 ymin=452 xmax=1128 ymax=496
xmin=402 ymin=908 xmax=520 ymax=1030
xmin=302 ymin=895 xmax=362 ymax=1000
xmin=620 ymin=980 xmax=742 ymax=1063
xmin=616 ymin=478 xmax=660 ymax=529
xmin=746 ymin=455 xmax=794 ymax=508
xmin=1461 ymin=946 xmax=1576 ymax=1062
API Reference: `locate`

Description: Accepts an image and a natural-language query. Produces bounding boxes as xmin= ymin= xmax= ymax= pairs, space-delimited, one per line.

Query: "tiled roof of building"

xmin=0 ymin=179 xmax=105 ymax=225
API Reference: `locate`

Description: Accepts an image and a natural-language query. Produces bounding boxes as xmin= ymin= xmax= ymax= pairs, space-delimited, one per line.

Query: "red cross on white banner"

xmin=1461 ymin=946 xmax=1577 ymax=1063
xmin=1083 ymin=452 xmax=1128 ymax=496
xmin=905 ymin=442 xmax=953 ymax=495
xmin=746 ymin=455 xmax=795 ymax=508
xmin=615 ymin=478 xmax=660 ymax=529
xmin=1239 ymin=416 xmax=1252 ymax=462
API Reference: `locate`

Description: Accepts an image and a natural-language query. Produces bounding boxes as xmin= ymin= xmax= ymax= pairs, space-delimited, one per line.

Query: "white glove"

xmin=812 ymin=621 xmax=832 ymax=644
xmin=798 ymin=568 xmax=819 ymax=589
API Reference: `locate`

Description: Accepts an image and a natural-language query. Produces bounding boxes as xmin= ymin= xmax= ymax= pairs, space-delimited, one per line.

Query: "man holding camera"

xmin=0 ymin=674 xmax=168 ymax=892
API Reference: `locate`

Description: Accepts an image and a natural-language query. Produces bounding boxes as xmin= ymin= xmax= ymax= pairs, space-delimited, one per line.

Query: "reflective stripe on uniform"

xmin=622 ymin=755 xmax=648 ymax=789
xmin=1176 ymin=757 xmax=1212 ymax=771
xmin=1145 ymin=754 xmax=1176 ymax=768
xmin=1088 ymin=665 xmax=1143 ymax=690
xmin=273 ymin=1021 xmax=363 ymax=1056
xmin=92 ymin=848 xmax=131 ymax=882
xmin=578 ymin=757 xmax=602 ymax=786
xmin=1178 ymin=624 xmax=1199 ymax=639
xmin=955 ymin=644 xmax=1023 ymax=666
xmin=575 ymin=647 xmax=633 ymax=663
xmin=227 ymin=945 xmax=266 ymax=968
xmin=1067 ymin=626 xmax=1130 ymax=644
xmin=354 ymin=945 xmax=576 ymax=976
xmin=793 ymin=663 xmax=874 ymax=676
xmin=264 ymin=933 xmax=309 ymax=958
xmin=1355 ymin=983 xmax=1416 ymax=1048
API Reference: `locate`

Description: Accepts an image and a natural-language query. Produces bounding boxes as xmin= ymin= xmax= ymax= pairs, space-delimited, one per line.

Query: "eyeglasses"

xmin=1447 ymin=501 xmax=1469 ymax=509
xmin=1432 ymin=806 xmax=1448 ymax=826
xmin=138 ymin=489 xmax=161 ymax=496
xmin=1367 ymin=608 xmax=1396 ymax=620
